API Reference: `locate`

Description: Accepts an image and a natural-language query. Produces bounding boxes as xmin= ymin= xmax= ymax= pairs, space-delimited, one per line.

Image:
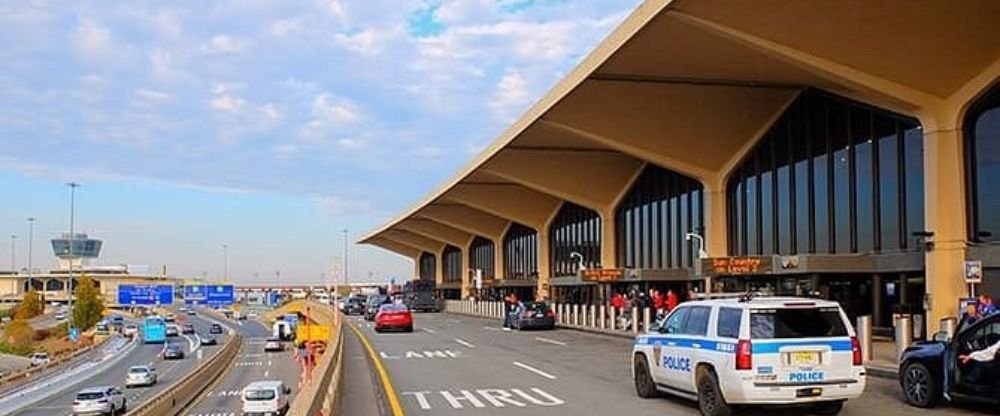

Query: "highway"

xmin=8 ymin=310 xmax=228 ymax=416
xmin=346 ymin=313 xmax=990 ymax=416
xmin=183 ymin=319 xmax=302 ymax=416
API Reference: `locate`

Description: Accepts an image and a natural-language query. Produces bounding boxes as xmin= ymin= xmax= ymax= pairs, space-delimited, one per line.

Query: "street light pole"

xmin=27 ymin=218 xmax=35 ymax=292
xmin=342 ymin=229 xmax=349 ymax=286
xmin=67 ymin=182 xmax=80 ymax=339
xmin=222 ymin=244 xmax=229 ymax=283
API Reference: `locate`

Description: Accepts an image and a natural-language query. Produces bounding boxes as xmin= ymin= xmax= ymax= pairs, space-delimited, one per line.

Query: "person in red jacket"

xmin=653 ymin=290 xmax=665 ymax=311
xmin=611 ymin=292 xmax=625 ymax=310
xmin=666 ymin=289 xmax=679 ymax=311
xmin=502 ymin=292 xmax=519 ymax=330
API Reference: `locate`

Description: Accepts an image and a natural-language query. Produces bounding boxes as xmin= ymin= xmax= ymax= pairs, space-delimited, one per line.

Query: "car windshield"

xmin=129 ymin=367 xmax=148 ymax=374
xmin=76 ymin=392 xmax=105 ymax=400
xmin=380 ymin=304 xmax=407 ymax=312
xmin=750 ymin=307 xmax=848 ymax=339
xmin=244 ymin=389 xmax=276 ymax=401
xmin=523 ymin=302 xmax=549 ymax=313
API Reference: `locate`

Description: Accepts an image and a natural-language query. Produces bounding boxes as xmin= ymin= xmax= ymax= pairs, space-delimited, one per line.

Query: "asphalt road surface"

xmin=184 ymin=319 xmax=302 ymax=416
xmin=11 ymin=309 xmax=229 ymax=416
xmin=347 ymin=313 xmax=993 ymax=416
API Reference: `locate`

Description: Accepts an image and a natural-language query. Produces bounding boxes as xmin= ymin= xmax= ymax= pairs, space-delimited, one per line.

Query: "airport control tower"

xmin=51 ymin=233 xmax=103 ymax=270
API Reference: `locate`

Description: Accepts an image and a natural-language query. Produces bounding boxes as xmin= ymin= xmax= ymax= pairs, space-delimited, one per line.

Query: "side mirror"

xmin=284 ymin=386 xmax=292 ymax=394
xmin=932 ymin=331 xmax=951 ymax=342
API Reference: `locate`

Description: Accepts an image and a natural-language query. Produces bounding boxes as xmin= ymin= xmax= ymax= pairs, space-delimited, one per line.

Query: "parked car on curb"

xmin=898 ymin=311 xmax=1000 ymax=408
xmin=511 ymin=301 xmax=556 ymax=330
xmin=632 ymin=295 xmax=865 ymax=416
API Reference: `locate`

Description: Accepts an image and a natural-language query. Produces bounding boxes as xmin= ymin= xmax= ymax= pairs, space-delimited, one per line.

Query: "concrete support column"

xmin=922 ymin=125 xmax=969 ymax=334
xmin=601 ymin=214 xmax=616 ymax=269
xmin=537 ymin=232 xmax=551 ymax=301
xmin=704 ymin=185 xmax=729 ymax=257
xmin=493 ymin=237 xmax=505 ymax=284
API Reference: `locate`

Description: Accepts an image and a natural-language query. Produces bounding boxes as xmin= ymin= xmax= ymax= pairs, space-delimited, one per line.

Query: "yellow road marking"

xmin=346 ymin=320 xmax=406 ymax=416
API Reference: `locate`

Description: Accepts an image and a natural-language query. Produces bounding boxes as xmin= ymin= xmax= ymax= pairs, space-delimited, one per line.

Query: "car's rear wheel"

xmin=809 ymin=400 xmax=843 ymax=415
xmin=633 ymin=354 xmax=658 ymax=398
xmin=697 ymin=370 xmax=732 ymax=416
xmin=901 ymin=362 xmax=940 ymax=408
xmin=120 ymin=400 xmax=127 ymax=414
xmin=405 ymin=326 xmax=414 ymax=332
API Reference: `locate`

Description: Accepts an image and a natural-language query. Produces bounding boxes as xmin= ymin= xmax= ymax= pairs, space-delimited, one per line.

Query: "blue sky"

xmin=0 ymin=0 xmax=639 ymax=284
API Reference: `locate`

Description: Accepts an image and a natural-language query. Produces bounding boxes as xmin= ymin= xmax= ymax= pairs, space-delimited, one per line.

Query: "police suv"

xmin=632 ymin=296 xmax=865 ymax=416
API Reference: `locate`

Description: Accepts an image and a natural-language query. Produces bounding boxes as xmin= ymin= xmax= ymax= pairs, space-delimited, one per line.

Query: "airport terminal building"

xmin=361 ymin=0 xmax=1000 ymax=336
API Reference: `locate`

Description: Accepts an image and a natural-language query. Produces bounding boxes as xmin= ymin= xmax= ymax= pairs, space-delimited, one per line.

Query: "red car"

xmin=374 ymin=304 xmax=413 ymax=333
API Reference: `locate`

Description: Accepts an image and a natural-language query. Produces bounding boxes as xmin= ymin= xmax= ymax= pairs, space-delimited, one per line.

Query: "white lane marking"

xmin=534 ymin=337 xmax=566 ymax=346
xmin=482 ymin=326 xmax=500 ymax=332
xmin=513 ymin=361 xmax=556 ymax=380
xmin=264 ymin=370 xmax=269 ymax=377
xmin=422 ymin=328 xmax=436 ymax=334
xmin=454 ymin=338 xmax=475 ymax=348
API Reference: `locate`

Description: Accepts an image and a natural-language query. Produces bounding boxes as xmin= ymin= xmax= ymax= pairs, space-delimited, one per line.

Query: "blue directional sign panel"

xmin=118 ymin=284 xmax=174 ymax=305
xmin=184 ymin=284 xmax=234 ymax=305
xmin=183 ymin=285 xmax=207 ymax=304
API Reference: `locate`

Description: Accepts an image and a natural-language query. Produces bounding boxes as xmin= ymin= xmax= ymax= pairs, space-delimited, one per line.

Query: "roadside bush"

xmin=52 ymin=322 xmax=69 ymax=338
xmin=3 ymin=320 xmax=33 ymax=351
xmin=32 ymin=328 xmax=50 ymax=341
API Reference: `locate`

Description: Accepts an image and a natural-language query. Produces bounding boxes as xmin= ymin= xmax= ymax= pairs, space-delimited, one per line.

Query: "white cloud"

xmin=313 ymin=195 xmax=376 ymax=217
xmin=333 ymin=29 xmax=392 ymax=56
xmin=134 ymin=88 xmax=173 ymax=103
xmin=210 ymin=94 xmax=245 ymax=114
xmin=269 ymin=18 xmax=302 ymax=37
xmin=200 ymin=34 xmax=251 ymax=54
xmin=300 ymin=93 xmax=362 ymax=139
xmin=490 ymin=69 xmax=530 ymax=120
xmin=70 ymin=17 xmax=113 ymax=58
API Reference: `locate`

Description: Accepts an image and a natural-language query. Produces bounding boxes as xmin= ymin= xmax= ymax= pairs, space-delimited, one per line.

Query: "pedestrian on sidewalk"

xmin=666 ymin=289 xmax=679 ymax=312
xmin=978 ymin=294 xmax=998 ymax=316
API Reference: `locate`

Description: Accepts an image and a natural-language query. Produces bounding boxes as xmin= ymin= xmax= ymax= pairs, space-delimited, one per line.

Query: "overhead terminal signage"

xmin=118 ymin=284 xmax=174 ymax=305
xmin=704 ymin=256 xmax=774 ymax=276
xmin=581 ymin=268 xmax=624 ymax=283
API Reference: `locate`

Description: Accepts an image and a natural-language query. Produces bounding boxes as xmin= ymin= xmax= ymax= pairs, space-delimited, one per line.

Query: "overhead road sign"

xmin=185 ymin=284 xmax=235 ymax=305
xmin=118 ymin=284 xmax=174 ymax=305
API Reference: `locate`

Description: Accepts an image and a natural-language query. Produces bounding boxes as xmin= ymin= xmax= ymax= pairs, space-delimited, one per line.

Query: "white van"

xmin=241 ymin=380 xmax=291 ymax=415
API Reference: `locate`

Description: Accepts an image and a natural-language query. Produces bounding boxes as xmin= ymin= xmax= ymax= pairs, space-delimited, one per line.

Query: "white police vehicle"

xmin=632 ymin=295 xmax=865 ymax=416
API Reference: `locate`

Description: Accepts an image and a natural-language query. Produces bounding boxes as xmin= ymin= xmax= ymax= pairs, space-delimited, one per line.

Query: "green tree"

xmin=14 ymin=290 xmax=44 ymax=320
xmin=72 ymin=275 xmax=104 ymax=330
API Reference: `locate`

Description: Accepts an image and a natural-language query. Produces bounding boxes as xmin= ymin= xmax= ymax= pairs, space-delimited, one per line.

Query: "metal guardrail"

xmin=285 ymin=301 xmax=344 ymax=416
xmin=125 ymin=332 xmax=243 ymax=416
xmin=0 ymin=333 xmax=118 ymax=393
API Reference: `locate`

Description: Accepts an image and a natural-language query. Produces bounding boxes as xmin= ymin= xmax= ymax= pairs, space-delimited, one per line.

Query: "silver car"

xmin=72 ymin=386 xmax=126 ymax=415
xmin=125 ymin=365 xmax=157 ymax=388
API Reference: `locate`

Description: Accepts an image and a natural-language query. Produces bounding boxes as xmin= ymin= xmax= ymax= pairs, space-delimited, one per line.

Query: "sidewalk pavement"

xmin=866 ymin=339 xmax=900 ymax=379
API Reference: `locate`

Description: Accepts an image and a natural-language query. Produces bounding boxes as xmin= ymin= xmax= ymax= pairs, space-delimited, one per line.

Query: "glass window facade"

xmin=966 ymin=84 xmax=1000 ymax=242
xmin=615 ymin=165 xmax=704 ymax=269
xmin=549 ymin=202 xmax=602 ymax=277
xmin=727 ymin=90 xmax=923 ymax=255
xmin=442 ymin=245 xmax=462 ymax=283
xmin=418 ymin=252 xmax=436 ymax=281
xmin=503 ymin=223 xmax=538 ymax=280
xmin=469 ymin=236 xmax=496 ymax=279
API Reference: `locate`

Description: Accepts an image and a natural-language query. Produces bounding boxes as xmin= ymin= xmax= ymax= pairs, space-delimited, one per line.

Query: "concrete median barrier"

xmin=284 ymin=301 xmax=344 ymax=416
xmin=125 ymin=332 xmax=243 ymax=416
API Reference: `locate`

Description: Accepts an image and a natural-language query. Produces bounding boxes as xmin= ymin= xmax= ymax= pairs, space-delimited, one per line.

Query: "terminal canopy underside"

xmin=360 ymin=0 xmax=1000 ymax=332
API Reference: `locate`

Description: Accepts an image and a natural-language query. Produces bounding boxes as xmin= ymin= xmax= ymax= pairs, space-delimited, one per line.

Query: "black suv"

xmin=899 ymin=312 xmax=1000 ymax=407
xmin=342 ymin=297 xmax=367 ymax=315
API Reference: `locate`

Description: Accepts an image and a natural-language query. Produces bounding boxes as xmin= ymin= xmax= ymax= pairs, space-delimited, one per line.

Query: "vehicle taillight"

xmin=735 ymin=339 xmax=752 ymax=370
xmin=851 ymin=336 xmax=862 ymax=366
xmin=545 ymin=310 xmax=554 ymax=318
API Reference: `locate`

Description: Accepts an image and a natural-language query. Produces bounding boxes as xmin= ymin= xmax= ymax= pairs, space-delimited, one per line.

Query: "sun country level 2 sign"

xmin=183 ymin=284 xmax=235 ymax=305
xmin=117 ymin=284 xmax=174 ymax=305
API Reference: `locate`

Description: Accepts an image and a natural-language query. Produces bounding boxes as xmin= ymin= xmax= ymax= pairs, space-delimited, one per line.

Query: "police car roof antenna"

xmin=738 ymin=291 xmax=755 ymax=303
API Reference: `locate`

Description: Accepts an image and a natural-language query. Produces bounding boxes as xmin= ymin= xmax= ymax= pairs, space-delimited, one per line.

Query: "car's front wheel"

xmin=697 ymin=370 xmax=732 ymax=416
xmin=119 ymin=400 xmax=127 ymax=414
xmin=901 ymin=362 xmax=940 ymax=408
